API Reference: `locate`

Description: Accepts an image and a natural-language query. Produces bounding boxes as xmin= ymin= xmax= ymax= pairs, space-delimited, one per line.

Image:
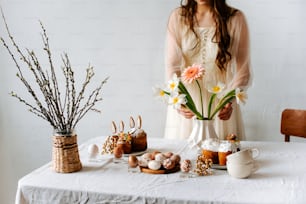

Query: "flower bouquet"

xmin=0 ymin=11 xmax=109 ymax=173
xmin=153 ymin=64 xmax=247 ymax=148
xmin=153 ymin=64 xmax=247 ymax=120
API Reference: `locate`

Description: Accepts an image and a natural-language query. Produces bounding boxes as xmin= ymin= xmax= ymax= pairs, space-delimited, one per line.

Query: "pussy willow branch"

xmin=10 ymin=91 xmax=53 ymax=125
xmin=26 ymin=49 xmax=61 ymax=126
xmin=68 ymin=66 xmax=94 ymax=128
xmin=0 ymin=18 xmax=42 ymax=107
xmin=61 ymin=53 xmax=76 ymax=130
xmin=1 ymin=37 xmax=53 ymax=125
xmin=1 ymin=10 xmax=109 ymax=132
xmin=40 ymin=22 xmax=64 ymax=122
xmin=62 ymin=57 xmax=71 ymax=128
xmin=72 ymin=77 xmax=109 ymax=129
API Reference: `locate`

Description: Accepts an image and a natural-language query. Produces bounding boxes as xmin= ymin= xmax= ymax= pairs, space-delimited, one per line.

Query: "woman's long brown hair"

xmin=180 ymin=0 xmax=237 ymax=71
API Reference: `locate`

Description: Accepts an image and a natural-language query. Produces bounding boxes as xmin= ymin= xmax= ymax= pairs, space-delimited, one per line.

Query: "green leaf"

xmin=209 ymin=95 xmax=235 ymax=120
xmin=207 ymin=93 xmax=216 ymax=119
xmin=178 ymin=81 xmax=203 ymax=120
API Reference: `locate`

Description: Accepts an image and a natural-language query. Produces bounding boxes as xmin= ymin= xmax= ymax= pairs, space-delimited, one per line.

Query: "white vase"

xmin=187 ymin=119 xmax=218 ymax=150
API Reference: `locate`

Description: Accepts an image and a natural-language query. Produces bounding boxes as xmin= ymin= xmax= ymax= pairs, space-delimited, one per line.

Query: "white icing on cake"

xmin=201 ymin=138 xmax=220 ymax=152
xmin=218 ymin=140 xmax=234 ymax=152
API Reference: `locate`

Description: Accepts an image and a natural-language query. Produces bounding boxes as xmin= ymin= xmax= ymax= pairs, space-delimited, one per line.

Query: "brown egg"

xmin=170 ymin=154 xmax=181 ymax=164
xmin=163 ymin=158 xmax=176 ymax=170
xmin=180 ymin=159 xmax=192 ymax=173
xmin=113 ymin=146 xmax=123 ymax=158
xmin=128 ymin=155 xmax=138 ymax=168
xmin=163 ymin=152 xmax=174 ymax=158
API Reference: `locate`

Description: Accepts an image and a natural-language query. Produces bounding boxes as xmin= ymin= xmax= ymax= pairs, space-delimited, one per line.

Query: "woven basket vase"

xmin=52 ymin=131 xmax=82 ymax=173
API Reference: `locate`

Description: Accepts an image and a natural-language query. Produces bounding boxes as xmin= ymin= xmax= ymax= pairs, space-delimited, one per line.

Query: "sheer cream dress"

xmin=164 ymin=8 xmax=251 ymax=141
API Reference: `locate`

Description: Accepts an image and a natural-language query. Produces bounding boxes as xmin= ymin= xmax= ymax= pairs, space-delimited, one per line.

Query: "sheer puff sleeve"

xmin=165 ymin=8 xmax=185 ymax=80
xmin=228 ymin=10 xmax=252 ymax=90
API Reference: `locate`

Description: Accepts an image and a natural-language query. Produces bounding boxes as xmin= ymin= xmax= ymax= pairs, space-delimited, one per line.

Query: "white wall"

xmin=0 ymin=0 xmax=306 ymax=203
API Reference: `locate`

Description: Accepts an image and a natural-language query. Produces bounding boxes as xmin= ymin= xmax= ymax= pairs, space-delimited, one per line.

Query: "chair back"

xmin=281 ymin=109 xmax=306 ymax=142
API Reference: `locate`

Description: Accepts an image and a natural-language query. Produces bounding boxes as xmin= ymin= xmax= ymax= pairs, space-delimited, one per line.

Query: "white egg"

xmin=141 ymin=153 xmax=152 ymax=161
xmin=138 ymin=158 xmax=149 ymax=167
xmin=87 ymin=144 xmax=99 ymax=158
xmin=148 ymin=160 xmax=161 ymax=170
xmin=155 ymin=153 xmax=166 ymax=163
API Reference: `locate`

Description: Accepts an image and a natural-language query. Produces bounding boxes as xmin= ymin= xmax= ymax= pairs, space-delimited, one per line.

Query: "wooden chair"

xmin=281 ymin=109 xmax=306 ymax=142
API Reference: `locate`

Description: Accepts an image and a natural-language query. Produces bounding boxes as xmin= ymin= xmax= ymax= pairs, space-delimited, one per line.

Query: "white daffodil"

xmin=167 ymin=74 xmax=180 ymax=93
xmin=168 ymin=92 xmax=186 ymax=109
xmin=207 ymin=82 xmax=226 ymax=94
xmin=152 ymin=86 xmax=169 ymax=103
xmin=235 ymin=88 xmax=247 ymax=104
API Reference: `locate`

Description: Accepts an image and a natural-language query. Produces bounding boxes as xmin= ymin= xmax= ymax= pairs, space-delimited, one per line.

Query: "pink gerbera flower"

xmin=182 ymin=64 xmax=205 ymax=83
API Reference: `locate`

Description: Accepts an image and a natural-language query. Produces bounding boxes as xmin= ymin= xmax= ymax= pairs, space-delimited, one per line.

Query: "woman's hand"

xmin=218 ymin=102 xmax=233 ymax=120
xmin=177 ymin=106 xmax=194 ymax=119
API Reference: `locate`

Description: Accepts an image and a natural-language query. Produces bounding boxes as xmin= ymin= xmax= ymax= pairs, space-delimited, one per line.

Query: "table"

xmin=15 ymin=136 xmax=306 ymax=204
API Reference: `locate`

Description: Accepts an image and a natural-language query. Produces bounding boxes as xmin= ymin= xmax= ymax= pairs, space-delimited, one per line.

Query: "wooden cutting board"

xmin=139 ymin=164 xmax=180 ymax=174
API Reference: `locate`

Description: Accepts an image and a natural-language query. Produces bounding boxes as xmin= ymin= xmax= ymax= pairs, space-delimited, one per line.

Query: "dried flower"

xmin=1 ymin=11 xmax=109 ymax=133
xmin=194 ymin=154 xmax=213 ymax=176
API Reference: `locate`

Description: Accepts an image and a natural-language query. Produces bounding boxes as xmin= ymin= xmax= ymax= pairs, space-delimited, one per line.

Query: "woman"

xmin=164 ymin=0 xmax=251 ymax=140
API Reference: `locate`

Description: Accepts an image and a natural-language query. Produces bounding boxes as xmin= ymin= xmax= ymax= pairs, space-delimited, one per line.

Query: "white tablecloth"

xmin=15 ymin=137 xmax=306 ymax=204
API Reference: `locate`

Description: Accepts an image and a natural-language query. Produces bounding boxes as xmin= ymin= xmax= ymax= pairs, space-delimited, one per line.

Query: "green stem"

xmin=196 ymin=80 xmax=204 ymax=119
xmin=218 ymin=89 xmax=235 ymax=105
xmin=208 ymin=89 xmax=236 ymax=119
xmin=164 ymin=90 xmax=170 ymax=95
xmin=207 ymin=93 xmax=216 ymax=119
xmin=209 ymin=95 xmax=235 ymax=120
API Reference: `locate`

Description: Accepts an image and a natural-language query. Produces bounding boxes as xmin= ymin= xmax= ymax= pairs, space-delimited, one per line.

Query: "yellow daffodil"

xmin=168 ymin=93 xmax=187 ymax=109
xmin=167 ymin=74 xmax=179 ymax=92
xmin=207 ymin=82 xmax=226 ymax=94
xmin=235 ymin=88 xmax=247 ymax=104
xmin=152 ymin=86 xmax=169 ymax=103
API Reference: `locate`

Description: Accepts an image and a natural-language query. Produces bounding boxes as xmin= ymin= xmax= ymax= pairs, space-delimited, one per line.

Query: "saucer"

xmin=123 ymin=150 xmax=147 ymax=157
xmin=211 ymin=164 xmax=227 ymax=170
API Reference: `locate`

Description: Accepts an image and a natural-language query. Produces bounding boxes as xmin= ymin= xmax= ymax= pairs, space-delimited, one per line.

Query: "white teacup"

xmin=226 ymin=148 xmax=259 ymax=164
xmin=227 ymin=160 xmax=259 ymax=179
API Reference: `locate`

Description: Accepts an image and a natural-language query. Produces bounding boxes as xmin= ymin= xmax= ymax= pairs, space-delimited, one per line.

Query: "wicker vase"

xmin=52 ymin=129 xmax=82 ymax=173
